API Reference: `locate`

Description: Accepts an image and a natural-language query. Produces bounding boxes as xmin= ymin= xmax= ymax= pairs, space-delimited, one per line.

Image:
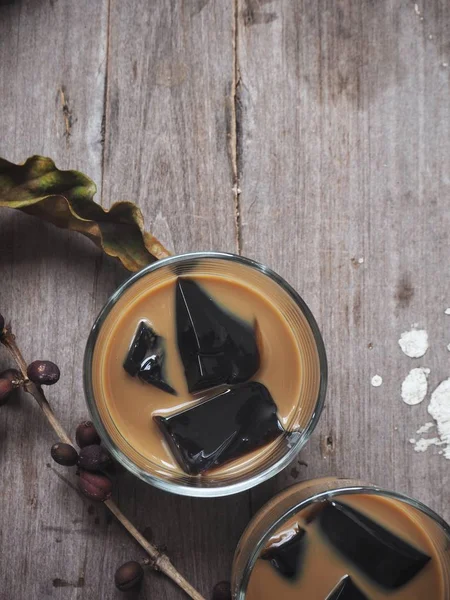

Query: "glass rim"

xmin=83 ymin=251 xmax=328 ymax=498
xmin=234 ymin=480 xmax=450 ymax=598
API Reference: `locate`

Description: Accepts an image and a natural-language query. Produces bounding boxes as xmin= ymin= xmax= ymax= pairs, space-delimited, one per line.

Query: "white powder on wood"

xmin=411 ymin=438 xmax=443 ymax=453
xmin=416 ymin=422 xmax=434 ymax=434
xmin=401 ymin=368 xmax=430 ymax=405
xmin=398 ymin=329 xmax=429 ymax=358
xmin=428 ymin=378 xmax=450 ymax=459
xmin=371 ymin=375 xmax=383 ymax=387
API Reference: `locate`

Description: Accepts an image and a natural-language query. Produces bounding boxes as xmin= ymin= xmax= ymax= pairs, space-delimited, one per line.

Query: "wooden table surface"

xmin=1 ymin=1 xmax=449 ymax=598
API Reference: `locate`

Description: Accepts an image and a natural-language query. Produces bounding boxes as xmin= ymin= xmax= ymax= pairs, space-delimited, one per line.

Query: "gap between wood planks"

xmin=100 ymin=0 xmax=112 ymax=208
xmin=231 ymin=0 xmax=242 ymax=255
xmin=98 ymin=0 xmax=244 ymax=248
xmin=59 ymin=87 xmax=74 ymax=144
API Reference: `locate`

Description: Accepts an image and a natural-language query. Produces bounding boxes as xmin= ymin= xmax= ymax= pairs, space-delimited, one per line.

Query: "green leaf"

xmin=0 ymin=155 xmax=170 ymax=272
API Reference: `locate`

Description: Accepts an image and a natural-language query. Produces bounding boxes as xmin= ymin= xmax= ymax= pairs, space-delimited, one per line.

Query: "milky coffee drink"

xmin=91 ymin=266 xmax=321 ymax=482
xmin=246 ymin=492 xmax=450 ymax=599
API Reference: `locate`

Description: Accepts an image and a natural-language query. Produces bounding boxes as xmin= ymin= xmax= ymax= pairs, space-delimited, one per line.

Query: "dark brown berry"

xmin=0 ymin=378 xmax=14 ymax=406
xmin=27 ymin=360 xmax=60 ymax=385
xmin=212 ymin=581 xmax=232 ymax=600
xmin=114 ymin=561 xmax=144 ymax=592
xmin=78 ymin=444 xmax=111 ymax=471
xmin=51 ymin=442 xmax=79 ymax=467
xmin=0 ymin=369 xmax=22 ymax=386
xmin=0 ymin=313 xmax=4 ymax=335
xmin=75 ymin=421 xmax=101 ymax=448
xmin=78 ymin=469 xmax=112 ymax=502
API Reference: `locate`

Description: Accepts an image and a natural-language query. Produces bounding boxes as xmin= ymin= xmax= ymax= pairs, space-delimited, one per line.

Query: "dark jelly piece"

xmin=261 ymin=526 xmax=307 ymax=580
xmin=319 ymin=501 xmax=431 ymax=589
xmin=326 ymin=576 xmax=368 ymax=600
xmin=123 ymin=321 xmax=175 ymax=395
xmin=175 ymin=278 xmax=260 ymax=393
xmin=154 ymin=382 xmax=283 ymax=475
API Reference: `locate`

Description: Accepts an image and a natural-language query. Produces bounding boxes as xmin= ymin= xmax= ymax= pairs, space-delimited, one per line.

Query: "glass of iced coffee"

xmin=84 ymin=252 xmax=327 ymax=497
xmin=232 ymin=477 xmax=450 ymax=599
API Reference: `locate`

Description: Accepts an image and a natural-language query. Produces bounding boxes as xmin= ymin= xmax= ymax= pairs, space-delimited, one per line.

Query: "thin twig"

xmin=105 ymin=500 xmax=205 ymax=600
xmin=0 ymin=328 xmax=206 ymax=600
xmin=2 ymin=329 xmax=71 ymax=444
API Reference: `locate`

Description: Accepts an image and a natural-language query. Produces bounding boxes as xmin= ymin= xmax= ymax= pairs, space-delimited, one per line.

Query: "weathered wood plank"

xmin=104 ymin=0 xmax=243 ymax=599
xmin=0 ymin=1 xmax=121 ymax=599
xmin=100 ymin=1 xmax=241 ymax=599
xmin=237 ymin=0 xmax=450 ymax=522
xmin=102 ymin=0 xmax=237 ymax=255
xmin=0 ymin=0 xmax=240 ymax=597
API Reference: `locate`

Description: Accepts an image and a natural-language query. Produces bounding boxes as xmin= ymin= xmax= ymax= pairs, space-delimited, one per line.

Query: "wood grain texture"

xmin=0 ymin=1 xmax=126 ymax=599
xmin=0 ymin=0 xmax=241 ymax=599
xmin=1 ymin=0 xmax=450 ymax=598
xmin=102 ymin=0 xmax=238 ymax=255
xmin=236 ymin=0 xmax=450 ymax=521
xmin=102 ymin=2 xmax=243 ymax=599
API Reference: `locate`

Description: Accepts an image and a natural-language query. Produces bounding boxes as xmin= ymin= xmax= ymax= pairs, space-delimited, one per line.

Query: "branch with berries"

xmin=0 ymin=311 xmax=219 ymax=599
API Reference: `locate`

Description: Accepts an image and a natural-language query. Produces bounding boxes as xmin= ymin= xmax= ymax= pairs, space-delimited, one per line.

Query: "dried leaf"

xmin=0 ymin=155 xmax=170 ymax=271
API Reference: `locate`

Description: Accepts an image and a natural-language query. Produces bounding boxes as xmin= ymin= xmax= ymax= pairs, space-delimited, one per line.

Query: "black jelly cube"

xmin=175 ymin=278 xmax=260 ymax=393
xmin=123 ymin=321 xmax=176 ymax=395
xmin=319 ymin=501 xmax=431 ymax=589
xmin=154 ymin=382 xmax=283 ymax=475
xmin=261 ymin=526 xmax=307 ymax=580
xmin=326 ymin=576 xmax=368 ymax=600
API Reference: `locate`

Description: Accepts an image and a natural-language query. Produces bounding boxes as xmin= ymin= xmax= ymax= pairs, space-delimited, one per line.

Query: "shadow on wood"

xmin=0 ymin=208 xmax=127 ymax=287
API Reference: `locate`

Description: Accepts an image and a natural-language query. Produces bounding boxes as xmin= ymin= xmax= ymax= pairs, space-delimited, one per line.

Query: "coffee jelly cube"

xmin=319 ymin=501 xmax=430 ymax=589
xmin=123 ymin=321 xmax=176 ymax=395
xmin=154 ymin=382 xmax=283 ymax=475
xmin=326 ymin=576 xmax=368 ymax=600
xmin=176 ymin=278 xmax=260 ymax=393
xmin=261 ymin=526 xmax=307 ymax=580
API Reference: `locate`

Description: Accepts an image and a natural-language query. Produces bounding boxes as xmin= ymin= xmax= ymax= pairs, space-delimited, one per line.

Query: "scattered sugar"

xmin=401 ymin=368 xmax=430 ymax=405
xmin=428 ymin=378 xmax=450 ymax=459
xmin=371 ymin=375 xmax=383 ymax=387
xmin=398 ymin=329 xmax=429 ymax=358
